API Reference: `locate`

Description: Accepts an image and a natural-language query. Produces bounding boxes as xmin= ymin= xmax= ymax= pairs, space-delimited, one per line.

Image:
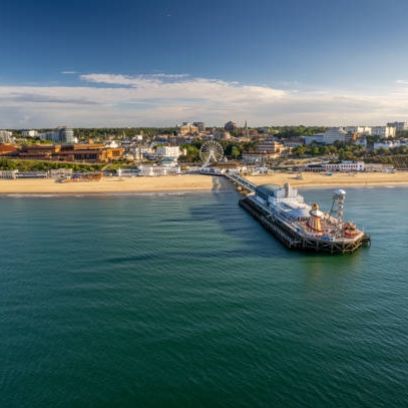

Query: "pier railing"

xmin=223 ymin=173 xmax=257 ymax=193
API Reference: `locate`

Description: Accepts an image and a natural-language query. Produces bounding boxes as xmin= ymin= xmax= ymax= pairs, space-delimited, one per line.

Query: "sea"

xmin=1 ymin=187 xmax=407 ymax=407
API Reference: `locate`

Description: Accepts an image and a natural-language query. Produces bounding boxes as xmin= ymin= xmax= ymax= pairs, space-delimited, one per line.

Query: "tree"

xmin=181 ymin=145 xmax=200 ymax=162
xmin=311 ymin=146 xmax=320 ymax=156
xmin=230 ymin=146 xmax=241 ymax=159
xmin=293 ymin=145 xmax=306 ymax=157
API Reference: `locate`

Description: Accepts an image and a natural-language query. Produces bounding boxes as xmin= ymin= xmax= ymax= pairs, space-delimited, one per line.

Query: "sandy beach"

xmin=247 ymin=171 xmax=408 ymax=189
xmin=0 ymin=172 xmax=407 ymax=195
xmin=0 ymin=175 xmax=218 ymax=195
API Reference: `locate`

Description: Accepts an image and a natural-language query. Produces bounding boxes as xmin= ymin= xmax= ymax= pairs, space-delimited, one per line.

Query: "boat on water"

xmin=239 ymin=183 xmax=370 ymax=254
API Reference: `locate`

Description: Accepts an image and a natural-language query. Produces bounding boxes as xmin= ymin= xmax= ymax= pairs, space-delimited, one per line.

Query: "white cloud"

xmin=61 ymin=71 xmax=78 ymax=75
xmin=0 ymin=73 xmax=408 ymax=127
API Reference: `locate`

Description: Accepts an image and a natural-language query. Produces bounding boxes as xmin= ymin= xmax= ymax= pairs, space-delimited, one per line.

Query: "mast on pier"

xmin=330 ymin=189 xmax=346 ymax=235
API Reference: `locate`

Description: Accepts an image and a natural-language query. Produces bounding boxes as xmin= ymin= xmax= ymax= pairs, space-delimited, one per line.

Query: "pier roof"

xmin=256 ymin=184 xmax=280 ymax=195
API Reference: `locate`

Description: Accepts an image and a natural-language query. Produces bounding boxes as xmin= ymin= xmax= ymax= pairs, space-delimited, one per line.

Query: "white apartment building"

xmin=0 ymin=130 xmax=14 ymax=143
xmin=124 ymin=145 xmax=154 ymax=162
xmin=373 ymin=140 xmax=406 ymax=150
xmin=322 ymin=127 xmax=347 ymax=144
xmin=344 ymin=126 xmax=372 ymax=135
xmin=323 ymin=161 xmax=365 ymax=172
xmin=371 ymin=126 xmax=396 ymax=138
xmin=387 ymin=121 xmax=408 ymax=132
xmin=156 ymin=146 xmax=181 ymax=159
xmin=22 ymin=129 xmax=39 ymax=137
xmin=305 ymin=127 xmax=347 ymax=145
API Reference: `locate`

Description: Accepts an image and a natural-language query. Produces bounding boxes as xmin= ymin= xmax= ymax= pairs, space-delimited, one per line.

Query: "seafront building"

xmin=17 ymin=143 xmax=124 ymax=163
xmin=138 ymin=164 xmax=181 ymax=176
xmin=304 ymin=160 xmax=392 ymax=173
xmin=323 ymin=161 xmax=365 ymax=172
xmin=364 ymin=163 xmax=394 ymax=172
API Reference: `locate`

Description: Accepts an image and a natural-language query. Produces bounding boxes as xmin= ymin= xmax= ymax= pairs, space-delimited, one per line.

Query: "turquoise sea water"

xmin=1 ymin=187 xmax=407 ymax=407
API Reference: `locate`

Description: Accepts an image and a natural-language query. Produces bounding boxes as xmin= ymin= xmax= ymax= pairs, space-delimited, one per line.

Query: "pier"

xmin=222 ymin=173 xmax=256 ymax=194
xmin=239 ymin=196 xmax=370 ymax=254
xmin=220 ymin=172 xmax=371 ymax=254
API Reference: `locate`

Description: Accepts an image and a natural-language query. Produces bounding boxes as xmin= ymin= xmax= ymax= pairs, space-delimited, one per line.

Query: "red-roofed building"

xmin=0 ymin=144 xmax=18 ymax=156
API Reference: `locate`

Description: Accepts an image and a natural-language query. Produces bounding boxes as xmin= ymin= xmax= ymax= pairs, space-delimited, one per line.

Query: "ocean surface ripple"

xmin=1 ymin=188 xmax=408 ymax=407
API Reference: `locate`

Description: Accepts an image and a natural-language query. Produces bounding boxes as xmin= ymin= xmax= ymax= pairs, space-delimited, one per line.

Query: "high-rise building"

xmin=344 ymin=126 xmax=372 ymax=135
xmin=39 ymin=127 xmax=75 ymax=143
xmin=371 ymin=126 xmax=396 ymax=138
xmin=21 ymin=130 xmax=39 ymax=137
xmin=0 ymin=130 xmax=14 ymax=144
xmin=387 ymin=121 xmax=408 ymax=132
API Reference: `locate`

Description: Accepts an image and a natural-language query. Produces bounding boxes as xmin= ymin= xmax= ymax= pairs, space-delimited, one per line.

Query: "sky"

xmin=1 ymin=0 xmax=408 ymax=128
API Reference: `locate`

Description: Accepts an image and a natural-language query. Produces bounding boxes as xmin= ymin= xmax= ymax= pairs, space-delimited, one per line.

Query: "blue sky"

xmin=1 ymin=0 xmax=408 ymax=127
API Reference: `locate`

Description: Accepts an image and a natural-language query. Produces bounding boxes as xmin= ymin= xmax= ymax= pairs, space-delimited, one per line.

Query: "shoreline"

xmin=0 ymin=173 xmax=407 ymax=196
xmin=0 ymin=189 xmax=218 ymax=197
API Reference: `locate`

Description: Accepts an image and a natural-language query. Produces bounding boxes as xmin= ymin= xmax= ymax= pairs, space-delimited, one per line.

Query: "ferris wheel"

xmin=199 ymin=141 xmax=224 ymax=167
